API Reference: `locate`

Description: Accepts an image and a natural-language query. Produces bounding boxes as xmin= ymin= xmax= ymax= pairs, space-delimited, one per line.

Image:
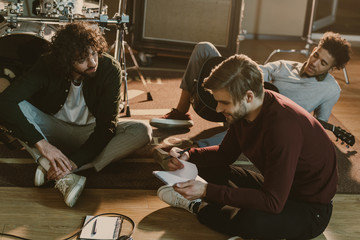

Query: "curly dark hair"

xmin=50 ymin=22 xmax=108 ymax=78
xmin=318 ymin=32 xmax=351 ymax=70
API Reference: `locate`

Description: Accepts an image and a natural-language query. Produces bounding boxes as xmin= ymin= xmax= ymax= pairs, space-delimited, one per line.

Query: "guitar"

xmin=191 ymin=57 xmax=226 ymax=122
xmin=191 ymin=57 xmax=292 ymax=122
xmin=260 ymin=81 xmax=355 ymax=147
xmin=264 ymin=82 xmax=355 ymax=147
xmin=317 ymin=119 xmax=355 ymax=147
xmin=191 ymin=57 xmax=356 ymax=147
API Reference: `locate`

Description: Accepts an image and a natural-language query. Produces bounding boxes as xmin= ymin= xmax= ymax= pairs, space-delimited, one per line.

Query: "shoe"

xmin=157 ymin=185 xmax=201 ymax=213
xmin=153 ymin=148 xmax=170 ymax=170
xmin=150 ymin=108 xmax=194 ymax=129
xmin=55 ymin=173 xmax=86 ymax=207
xmin=34 ymin=165 xmax=47 ymax=187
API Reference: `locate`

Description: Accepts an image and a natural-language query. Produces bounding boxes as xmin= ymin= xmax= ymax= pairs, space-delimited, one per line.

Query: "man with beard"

xmin=150 ymin=32 xmax=351 ymax=131
xmin=0 ymin=22 xmax=152 ymax=207
xmin=157 ymin=54 xmax=338 ymax=239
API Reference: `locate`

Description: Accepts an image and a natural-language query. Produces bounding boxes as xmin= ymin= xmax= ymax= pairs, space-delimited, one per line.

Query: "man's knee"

xmin=117 ymin=120 xmax=152 ymax=143
xmin=135 ymin=121 xmax=152 ymax=143
xmin=194 ymin=42 xmax=220 ymax=57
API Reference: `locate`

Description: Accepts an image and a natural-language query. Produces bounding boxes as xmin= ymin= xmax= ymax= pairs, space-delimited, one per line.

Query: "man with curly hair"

xmin=150 ymin=32 xmax=351 ymax=131
xmin=0 ymin=22 xmax=152 ymax=207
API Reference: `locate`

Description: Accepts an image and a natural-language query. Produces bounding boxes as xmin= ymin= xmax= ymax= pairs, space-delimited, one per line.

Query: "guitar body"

xmin=191 ymin=57 xmax=226 ymax=122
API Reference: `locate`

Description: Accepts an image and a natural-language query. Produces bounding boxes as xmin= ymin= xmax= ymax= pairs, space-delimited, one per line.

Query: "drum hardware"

xmin=2 ymin=2 xmax=23 ymax=16
xmin=33 ymin=0 xmax=108 ymax=19
xmin=0 ymin=0 xmax=153 ymax=118
xmin=113 ymin=0 xmax=153 ymax=117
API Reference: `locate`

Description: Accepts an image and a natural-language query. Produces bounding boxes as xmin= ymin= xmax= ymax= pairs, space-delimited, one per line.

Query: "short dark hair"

xmin=50 ymin=22 xmax=108 ymax=77
xmin=318 ymin=32 xmax=351 ymax=70
xmin=203 ymin=54 xmax=263 ymax=104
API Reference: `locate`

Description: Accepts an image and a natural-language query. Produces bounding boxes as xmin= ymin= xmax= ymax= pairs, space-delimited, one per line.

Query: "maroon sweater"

xmin=189 ymin=90 xmax=338 ymax=214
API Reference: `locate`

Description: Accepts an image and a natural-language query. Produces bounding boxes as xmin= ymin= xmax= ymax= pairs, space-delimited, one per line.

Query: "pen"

xmin=91 ymin=219 xmax=97 ymax=236
xmin=164 ymin=148 xmax=191 ymax=160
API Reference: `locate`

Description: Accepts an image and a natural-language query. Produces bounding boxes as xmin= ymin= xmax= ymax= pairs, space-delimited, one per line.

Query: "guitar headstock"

xmin=333 ymin=126 xmax=355 ymax=147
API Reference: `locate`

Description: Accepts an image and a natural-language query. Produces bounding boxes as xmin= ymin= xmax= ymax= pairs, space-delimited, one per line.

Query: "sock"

xmin=189 ymin=200 xmax=202 ymax=214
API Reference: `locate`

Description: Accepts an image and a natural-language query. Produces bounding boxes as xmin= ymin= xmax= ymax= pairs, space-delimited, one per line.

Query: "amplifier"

xmin=131 ymin=0 xmax=242 ymax=57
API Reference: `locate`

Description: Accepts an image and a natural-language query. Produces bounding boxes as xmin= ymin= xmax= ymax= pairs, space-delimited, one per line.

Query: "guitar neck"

xmin=317 ymin=119 xmax=335 ymax=132
xmin=317 ymin=118 xmax=355 ymax=147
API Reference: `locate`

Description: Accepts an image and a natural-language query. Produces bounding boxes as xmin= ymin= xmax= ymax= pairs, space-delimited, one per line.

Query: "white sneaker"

xmin=34 ymin=165 xmax=47 ymax=187
xmin=157 ymin=185 xmax=201 ymax=213
xmin=55 ymin=173 xmax=86 ymax=207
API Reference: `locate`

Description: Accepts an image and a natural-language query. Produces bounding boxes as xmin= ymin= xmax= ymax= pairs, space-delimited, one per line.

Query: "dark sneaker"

xmin=157 ymin=185 xmax=201 ymax=214
xmin=55 ymin=173 xmax=86 ymax=207
xmin=34 ymin=165 xmax=47 ymax=187
xmin=150 ymin=109 xmax=194 ymax=129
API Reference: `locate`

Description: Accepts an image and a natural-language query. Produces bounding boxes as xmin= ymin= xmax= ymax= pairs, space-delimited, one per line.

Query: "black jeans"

xmin=196 ymin=165 xmax=333 ymax=240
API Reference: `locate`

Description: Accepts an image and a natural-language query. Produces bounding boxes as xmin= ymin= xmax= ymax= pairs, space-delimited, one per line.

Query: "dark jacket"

xmin=0 ymin=52 xmax=121 ymax=167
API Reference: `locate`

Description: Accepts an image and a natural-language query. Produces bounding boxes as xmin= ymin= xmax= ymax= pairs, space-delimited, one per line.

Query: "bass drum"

xmin=0 ymin=21 xmax=57 ymax=85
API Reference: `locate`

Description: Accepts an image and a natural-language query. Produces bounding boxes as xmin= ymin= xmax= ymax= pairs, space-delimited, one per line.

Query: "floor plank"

xmin=1 ymin=187 xmax=359 ymax=240
xmin=0 ymin=187 xmax=228 ymax=240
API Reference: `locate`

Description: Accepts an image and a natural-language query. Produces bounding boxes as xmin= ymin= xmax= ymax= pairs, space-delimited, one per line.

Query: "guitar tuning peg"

xmin=341 ymin=141 xmax=344 ymax=145
xmin=346 ymin=145 xmax=349 ymax=148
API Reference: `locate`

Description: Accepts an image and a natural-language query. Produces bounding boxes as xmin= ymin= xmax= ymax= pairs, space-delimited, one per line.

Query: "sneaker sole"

xmin=34 ymin=166 xmax=47 ymax=187
xmin=150 ymin=119 xmax=194 ymax=129
xmin=157 ymin=185 xmax=173 ymax=199
xmin=65 ymin=176 xmax=86 ymax=207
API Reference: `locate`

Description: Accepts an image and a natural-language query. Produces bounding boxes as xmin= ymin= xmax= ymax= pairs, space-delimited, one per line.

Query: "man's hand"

xmin=47 ymin=165 xmax=70 ymax=180
xmin=167 ymin=147 xmax=190 ymax=171
xmin=174 ymin=180 xmax=207 ymax=200
xmin=35 ymin=139 xmax=73 ymax=173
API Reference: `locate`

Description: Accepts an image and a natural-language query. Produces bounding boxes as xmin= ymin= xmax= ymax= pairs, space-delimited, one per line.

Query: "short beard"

xmin=230 ymin=102 xmax=247 ymax=123
xmin=72 ymin=67 xmax=97 ymax=79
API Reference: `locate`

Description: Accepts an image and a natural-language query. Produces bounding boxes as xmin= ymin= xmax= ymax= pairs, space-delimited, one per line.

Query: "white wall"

xmin=242 ymin=0 xmax=308 ymax=37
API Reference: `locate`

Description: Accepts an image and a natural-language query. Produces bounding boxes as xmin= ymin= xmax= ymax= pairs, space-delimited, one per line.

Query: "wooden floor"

xmin=1 ymin=40 xmax=360 ymax=240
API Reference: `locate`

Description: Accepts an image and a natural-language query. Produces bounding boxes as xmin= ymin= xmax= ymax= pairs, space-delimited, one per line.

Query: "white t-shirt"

xmin=54 ymin=81 xmax=96 ymax=125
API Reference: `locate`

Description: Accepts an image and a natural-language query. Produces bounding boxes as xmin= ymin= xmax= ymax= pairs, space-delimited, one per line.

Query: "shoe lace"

xmin=174 ymin=192 xmax=191 ymax=208
xmin=55 ymin=175 xmax=71 ymax=194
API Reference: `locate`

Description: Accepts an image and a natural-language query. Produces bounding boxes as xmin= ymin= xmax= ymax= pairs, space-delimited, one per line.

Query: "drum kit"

xmin=0 ymin=0 xmax=149 ymax=116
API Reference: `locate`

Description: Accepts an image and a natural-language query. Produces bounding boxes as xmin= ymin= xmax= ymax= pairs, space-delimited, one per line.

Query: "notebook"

xmin=79 ymin=215 xmax=122 ymax=240
xmin=153 ymin=159 xmax=206 ymax=185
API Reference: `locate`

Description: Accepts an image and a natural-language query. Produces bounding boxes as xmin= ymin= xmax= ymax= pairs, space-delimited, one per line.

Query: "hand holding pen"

xmin=166 ymin=147 xmax=191 ymax=171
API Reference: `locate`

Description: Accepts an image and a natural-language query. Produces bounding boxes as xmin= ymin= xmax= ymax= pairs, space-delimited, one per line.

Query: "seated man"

xmin=0 ymin=22 xmax=152 ymax=207
xmin=157 ymin=54 xmax=338 ymax=239
xmin=150 ymin=32 xmax=351 ymax=131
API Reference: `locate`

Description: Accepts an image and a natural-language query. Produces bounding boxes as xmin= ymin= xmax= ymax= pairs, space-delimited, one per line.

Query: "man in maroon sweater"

xmin=157 ymin=54 xmax=337 ymax=239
